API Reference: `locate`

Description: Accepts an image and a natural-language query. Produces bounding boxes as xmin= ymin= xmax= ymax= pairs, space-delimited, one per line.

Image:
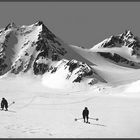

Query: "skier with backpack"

xmin=1 ymin=98 xmax=8 ymax=111
xmin=82 ymin=107 xmax=89 ymax=123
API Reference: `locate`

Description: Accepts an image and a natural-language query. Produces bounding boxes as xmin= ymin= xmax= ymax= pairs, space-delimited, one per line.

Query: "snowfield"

xmin=0 ymin=75 xmax=140 ymax=138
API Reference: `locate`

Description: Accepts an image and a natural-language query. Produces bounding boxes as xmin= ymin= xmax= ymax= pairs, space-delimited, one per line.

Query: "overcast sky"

xmin=0 ymin=2 xmax=139 ymax=48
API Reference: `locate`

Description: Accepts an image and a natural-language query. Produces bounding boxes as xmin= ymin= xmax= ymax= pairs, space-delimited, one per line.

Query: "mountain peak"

xmin=34 ymin=21 xmax=44 ymax=26
xmin=5 ymin=22 xmax=17 ymax=30
xmin=91 ymin=30 xmax=139 ymax=50
xmin=34 ymin=20 xmax=50 ymax=32
xmin=123 ymin=30 xmax=134 ymax=38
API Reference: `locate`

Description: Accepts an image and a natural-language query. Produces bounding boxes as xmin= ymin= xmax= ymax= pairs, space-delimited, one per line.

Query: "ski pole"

xmin=74 ymin=118 xmax=83 ymax=121
xmin=8 ymin=101 xmax=15 ymax=107
xmin=89 ymin=117 xmax=99 ymax=121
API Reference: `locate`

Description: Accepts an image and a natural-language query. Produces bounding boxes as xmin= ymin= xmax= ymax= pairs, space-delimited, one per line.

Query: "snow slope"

xmin=0 ymin=77 xmax=140 ymax=138
xmin=69 ymin=45 xmax=140 ymax=87
xmin=68 ymin=31 xmax=140 ymax=87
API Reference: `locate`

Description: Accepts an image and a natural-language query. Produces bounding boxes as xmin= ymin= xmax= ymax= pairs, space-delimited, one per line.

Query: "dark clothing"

xmin=1 ymin=98 xmax=8 ymax=111
xmin=82 ymin=107 xmax=89 ymax=123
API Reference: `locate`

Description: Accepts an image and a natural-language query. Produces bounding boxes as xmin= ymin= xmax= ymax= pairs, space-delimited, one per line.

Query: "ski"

xmin=75 ymin=117 xmax=99 ymax=122
xmin=0 ymin=109 xmax=16 ymax=113
xmin=6 ymin=110 xmax=16 ymax=113
xmin=75 ymin=118 xmax=106 ymax=127
xmin=84 ymin=122 xmax=90 ymax=124
xmin=80 ymin=121 xmax=91 ymax=124
xmin=75 ymin=119 xmax=91 ymax=124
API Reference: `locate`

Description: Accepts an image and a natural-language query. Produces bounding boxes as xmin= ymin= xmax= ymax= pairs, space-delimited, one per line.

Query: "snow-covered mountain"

xmin=1 ymin=22 xmax=140 ymax=138
xmin=66 ymin=31 xmax=140 ymax=87
xmin=1 ymin=21 xmax=140 ymax=89
xmin=90 ymin=30 xmax=140 ymax=69
xmin=0 ymin=21 xmax=105 ymax=86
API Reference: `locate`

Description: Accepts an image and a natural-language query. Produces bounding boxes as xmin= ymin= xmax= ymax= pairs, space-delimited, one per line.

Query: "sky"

xmin=0 ymin=2 xmax=140 ymax=48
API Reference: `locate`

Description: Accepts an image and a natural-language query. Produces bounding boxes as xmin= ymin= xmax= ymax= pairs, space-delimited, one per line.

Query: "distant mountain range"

xmin=0 ymin=21 xmax=140 ymax=87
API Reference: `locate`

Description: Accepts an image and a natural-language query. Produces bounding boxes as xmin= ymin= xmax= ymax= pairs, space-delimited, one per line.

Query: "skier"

xmin=82 ymin=107 xmax=89 ymax=123
xmin=1 ymin=98 xmax=8 ymax=111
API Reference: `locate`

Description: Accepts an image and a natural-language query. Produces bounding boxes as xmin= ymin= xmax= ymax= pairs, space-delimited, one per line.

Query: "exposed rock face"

xmin=46 ymin=59 xmax=106 ymax=85
xmin=0 ymin=21 xmax=68 ymax=75
xmin=65 ymin=60 xmax=93 ymax=82
xmin=0 ymin=21 xmax=104 ymax=86
xmin=98 ymin=52 xmax=140 ymax=69
xmin=100 ymin=30 xmax=140 ymax=53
